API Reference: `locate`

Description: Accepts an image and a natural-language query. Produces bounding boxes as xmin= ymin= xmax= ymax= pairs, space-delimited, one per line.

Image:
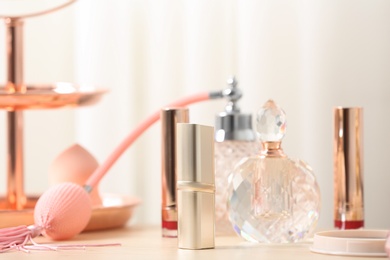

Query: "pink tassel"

xmin=0 ymin=225 xmax=120 ymax=253
xmin=0 ymin=225 xmax=41 ymax=252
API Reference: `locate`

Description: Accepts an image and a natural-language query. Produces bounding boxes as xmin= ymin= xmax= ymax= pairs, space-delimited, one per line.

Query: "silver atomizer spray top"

xmin=214 ymin=76 xmax=255 ymax=142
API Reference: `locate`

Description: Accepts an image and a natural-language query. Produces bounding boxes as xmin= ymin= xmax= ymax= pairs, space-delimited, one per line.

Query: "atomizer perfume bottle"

xmin=227 ymin=100 xmax=321 ymax=243
xmin=214 ymin=77 xmax=259 ymax=235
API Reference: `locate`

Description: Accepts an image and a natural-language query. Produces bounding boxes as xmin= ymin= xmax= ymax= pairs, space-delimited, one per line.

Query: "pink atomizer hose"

xmin=0 ymin=87 xmax=233 ymax=252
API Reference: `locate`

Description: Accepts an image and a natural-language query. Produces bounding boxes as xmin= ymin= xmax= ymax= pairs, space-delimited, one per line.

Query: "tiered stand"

xmin=0 ymin=1 xmax=108 ymax=227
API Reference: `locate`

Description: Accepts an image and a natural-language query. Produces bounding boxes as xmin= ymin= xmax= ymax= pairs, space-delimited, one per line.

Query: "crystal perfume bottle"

xmin=227 ymin=100 xmax=321 ymax=243
xmin=214 ymin=77 xmax=259 ymax=235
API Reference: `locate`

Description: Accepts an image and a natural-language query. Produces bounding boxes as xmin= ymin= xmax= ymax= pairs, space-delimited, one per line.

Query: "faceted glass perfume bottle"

xmin=214 ymin=77 xmax=259 ymax=235
xmin=227 ymin=100 xmax=321 ymax=243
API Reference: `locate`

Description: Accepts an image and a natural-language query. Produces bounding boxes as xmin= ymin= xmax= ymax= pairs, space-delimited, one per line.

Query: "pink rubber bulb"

xmin=34 ymin=182 xmax=92 ymax=240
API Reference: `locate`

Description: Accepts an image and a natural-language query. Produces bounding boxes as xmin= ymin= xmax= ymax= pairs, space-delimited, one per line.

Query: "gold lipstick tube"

xmin=176 ymin=123 xmax=215 ymax=249
xmin=333 ymin=107 xmax=364 ymax=229
xmin=161 ymin=108 xmax=189 ymax=237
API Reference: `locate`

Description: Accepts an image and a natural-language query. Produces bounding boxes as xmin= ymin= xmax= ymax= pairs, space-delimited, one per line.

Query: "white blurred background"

xmin=0 ymin=0 xmax=389 ymax=229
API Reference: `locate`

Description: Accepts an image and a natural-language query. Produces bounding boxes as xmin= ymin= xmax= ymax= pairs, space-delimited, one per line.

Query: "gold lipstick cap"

xmin=161 ymin=107 xmax=189 ymax=237
xmin=176 ymin=123 xmax=215 ymax=249
xmin=333 ymin=107 xmax=364 ymax=229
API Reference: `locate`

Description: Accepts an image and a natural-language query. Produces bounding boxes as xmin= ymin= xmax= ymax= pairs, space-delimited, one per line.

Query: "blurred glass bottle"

xmin=214 ymin=77 xmax=259 ymax=235
xmin=227 ymin=100 xmax=321 ymax=243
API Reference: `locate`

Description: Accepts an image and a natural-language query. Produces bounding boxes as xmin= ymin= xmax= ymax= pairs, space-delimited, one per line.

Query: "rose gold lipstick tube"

xmin=176 ymin=123 xmax=215 ymax=249
xmin=333 ymin=107 xmax=364 ymax=229
xmin=161 ymin=108 xmax=189 ymax=237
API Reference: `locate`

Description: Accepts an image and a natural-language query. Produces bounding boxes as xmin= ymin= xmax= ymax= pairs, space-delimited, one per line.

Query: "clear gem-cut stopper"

xmin=257 ymin=100 xmax=287 ymax=142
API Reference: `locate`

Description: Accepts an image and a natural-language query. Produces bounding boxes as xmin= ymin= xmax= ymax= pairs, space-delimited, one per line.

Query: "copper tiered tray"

xmin=0 ymin=84 xmax=107 ymax=110
xmin=0 ymin=1 xmax=139 ymax=231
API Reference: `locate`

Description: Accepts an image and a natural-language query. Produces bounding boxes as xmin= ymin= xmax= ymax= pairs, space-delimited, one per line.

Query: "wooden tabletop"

xmin=0 ymin=225 xmax=385 ymax=260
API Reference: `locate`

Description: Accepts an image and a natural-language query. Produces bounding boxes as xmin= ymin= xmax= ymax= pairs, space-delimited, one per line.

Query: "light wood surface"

xmin=0 ymin=225 xmax=384 ymax=259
